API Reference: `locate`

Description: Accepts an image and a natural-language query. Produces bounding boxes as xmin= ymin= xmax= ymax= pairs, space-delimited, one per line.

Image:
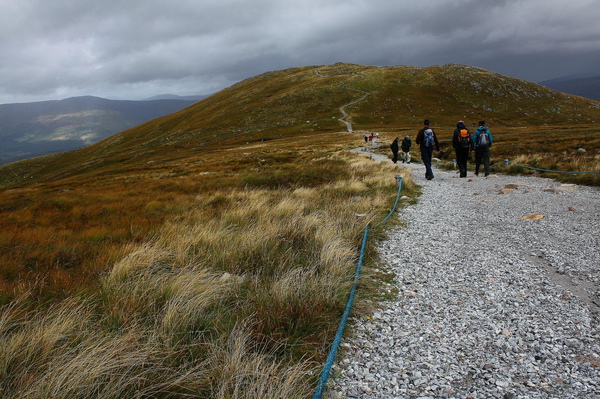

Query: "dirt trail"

xmin=337 ymin=87 xmax=370 ymax=133
xmin=314 ymin=70 xmax=370 ymax=133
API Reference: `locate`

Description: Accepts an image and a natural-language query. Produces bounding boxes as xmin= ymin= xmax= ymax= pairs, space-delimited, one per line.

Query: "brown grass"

xmin=0 ymin=134 xmax=415 ymax=397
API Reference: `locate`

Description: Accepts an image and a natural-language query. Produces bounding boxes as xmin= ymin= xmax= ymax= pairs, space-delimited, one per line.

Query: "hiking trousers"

xmin=475 ymin=146 xmax=490 ymax=176
xmin=420 ymin=147 xmax=434 ymax=179
xmin=455 ymin=147 xmax=470 ymax=178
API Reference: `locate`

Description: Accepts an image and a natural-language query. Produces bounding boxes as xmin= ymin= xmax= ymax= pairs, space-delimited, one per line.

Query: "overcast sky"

xmin=1 ymin=0 xmax=599 ymax=104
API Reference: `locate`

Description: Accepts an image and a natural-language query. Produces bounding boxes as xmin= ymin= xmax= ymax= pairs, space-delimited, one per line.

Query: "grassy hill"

xmin=2 ymin=63 xmax=599 ymax=189
xmin=0 ymin=63 xmax=599 ymax=398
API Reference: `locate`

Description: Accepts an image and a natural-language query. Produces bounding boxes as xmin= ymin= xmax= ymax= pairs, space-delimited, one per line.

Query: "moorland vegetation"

xmin=0 ymin=63 xmax=599 ymax=397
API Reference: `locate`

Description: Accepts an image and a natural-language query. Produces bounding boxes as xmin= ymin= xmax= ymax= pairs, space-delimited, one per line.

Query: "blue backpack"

xmin=424 ymin=129 xmax=434 ymax=147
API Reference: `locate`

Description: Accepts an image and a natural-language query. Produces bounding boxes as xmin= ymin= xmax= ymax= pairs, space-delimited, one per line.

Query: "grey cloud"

xmin=1 ymin=0 xmax=599 ymax=103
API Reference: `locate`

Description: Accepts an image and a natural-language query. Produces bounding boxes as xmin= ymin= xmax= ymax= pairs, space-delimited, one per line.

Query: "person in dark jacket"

xmin=390 ymin=137 xmax=400 ymax=163
xmin=472 ymin=120 xmax=494 ymax=176
xmin=452 ymin=120 xmax=471 ymax=178
xmin=401 ymin=135 xmax=412 ymax=163
xmin=415 ymin=119 xmax=440 ymax=180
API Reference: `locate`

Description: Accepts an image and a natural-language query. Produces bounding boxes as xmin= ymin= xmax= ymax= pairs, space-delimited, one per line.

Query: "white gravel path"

xmin=327 ymin=157 xmax=600 ymax=399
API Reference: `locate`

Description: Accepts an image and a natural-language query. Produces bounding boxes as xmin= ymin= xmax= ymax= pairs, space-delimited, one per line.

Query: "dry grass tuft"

xmin=0 ymin=149 xmax=413 ymax=397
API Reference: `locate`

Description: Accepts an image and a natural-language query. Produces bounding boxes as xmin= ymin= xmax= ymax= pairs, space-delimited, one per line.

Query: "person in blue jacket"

xmin=472 ymin=120 xmax=493 ymax=176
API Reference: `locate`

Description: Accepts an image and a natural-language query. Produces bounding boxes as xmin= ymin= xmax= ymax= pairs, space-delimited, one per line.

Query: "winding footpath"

xmin=337 ymin=86 xmax=370 ymax=133
xmin=327 ymin=157 xmax=600 ymax=398
xmin=314 ymin=69 xmax=370 ymax=133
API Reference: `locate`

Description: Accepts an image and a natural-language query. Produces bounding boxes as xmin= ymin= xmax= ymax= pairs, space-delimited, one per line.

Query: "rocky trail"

xmin=327 ymin=148 xmax=600 ymax=398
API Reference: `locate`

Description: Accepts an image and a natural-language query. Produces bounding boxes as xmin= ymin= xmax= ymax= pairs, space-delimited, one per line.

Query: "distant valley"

xmin=0 ymin=95 xmax=207 ymax=165
xmin=540 ymin=75 xmax=600 ymax=102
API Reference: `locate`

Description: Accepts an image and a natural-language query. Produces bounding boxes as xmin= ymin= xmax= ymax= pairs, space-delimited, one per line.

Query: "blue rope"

xmin=313 ymin=175 xmax=403 ymax=398
xmin=312 ymin=225 xmax=369 ymax=399
xmin=376 ymin=176 xmax=404 ymax=227
xmin=504 ymin=159 xmax=600 ymax=174
xmin=446 ymin=159 xmax=598 ymax=173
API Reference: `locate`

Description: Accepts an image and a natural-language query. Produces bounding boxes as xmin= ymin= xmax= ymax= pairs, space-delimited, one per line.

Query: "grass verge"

xmin=0 ymin=148 xmax=414 ymax=398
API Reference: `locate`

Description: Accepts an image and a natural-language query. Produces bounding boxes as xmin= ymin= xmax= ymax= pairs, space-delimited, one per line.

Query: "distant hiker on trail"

xmin=452 ymin=120 xmax=471 ymax=178
xmin=401 ymin=135 xmax=412 ymax=163
xmin=415 ymin=119 xmax=440 ymax=180
xmin=390 ymin=137 xmax=400 ymax=163
xmin=472 ymin=120 xmax=493 ymax=177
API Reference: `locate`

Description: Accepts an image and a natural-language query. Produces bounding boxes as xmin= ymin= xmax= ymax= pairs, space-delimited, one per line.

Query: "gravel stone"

xmin=327 ymin=161 xmax=600 ymax=398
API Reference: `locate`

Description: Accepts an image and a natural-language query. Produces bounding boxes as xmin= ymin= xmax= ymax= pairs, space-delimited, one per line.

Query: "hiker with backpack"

xmin=401 ymin=135 xmax=412 ymax=163
xmin=390 ymin=137 xmax=400 ymax=163
xmin=415 ymin=119 xmax=440 ymax=180
xmin=472 ymin=120 xmax=493 ymax=177
xmin=452 ymin=120 xmax=471 ymax=178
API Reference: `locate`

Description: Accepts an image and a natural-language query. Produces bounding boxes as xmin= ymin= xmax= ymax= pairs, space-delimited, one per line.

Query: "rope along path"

xmin=312 ymin=176 xmax=404 ymax=399
xmin=503 ymin=159 xmax=600 ymax=174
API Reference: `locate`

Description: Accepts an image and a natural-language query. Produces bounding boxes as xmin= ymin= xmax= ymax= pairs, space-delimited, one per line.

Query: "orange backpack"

xmin=459 ymin=129 xmax=470 ymax=148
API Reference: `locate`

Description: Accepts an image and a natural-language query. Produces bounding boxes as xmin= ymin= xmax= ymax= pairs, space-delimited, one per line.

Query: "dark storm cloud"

xmin=1 ymin=0 xmax=599 ymax=103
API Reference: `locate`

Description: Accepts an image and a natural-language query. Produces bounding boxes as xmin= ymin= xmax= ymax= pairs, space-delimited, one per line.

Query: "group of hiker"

xmin=389 ymin=119 xmax=493 ymax=180
xmin=390 ymin=135 xmax=413 ymax=164
xmin=364 ymin=132 xmax=381 ymax=144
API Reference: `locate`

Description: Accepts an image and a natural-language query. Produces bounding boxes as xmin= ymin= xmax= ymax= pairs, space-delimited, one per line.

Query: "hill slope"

xmin=2 ymin=63 xmax=599 ymax=189
xmin=0 ymin=96 xmax=199 ymax=166
xmin=0 ymin=63 xmax=599 ymax=396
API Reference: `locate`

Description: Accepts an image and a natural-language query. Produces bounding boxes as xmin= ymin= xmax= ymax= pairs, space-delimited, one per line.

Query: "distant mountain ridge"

xmin=540 ymin=75 xmax=600 ymax=102
xmin=0 ymin=95 xmax=203 ymax=165
xmin=143 ymin=94 xmax=208 ymax=101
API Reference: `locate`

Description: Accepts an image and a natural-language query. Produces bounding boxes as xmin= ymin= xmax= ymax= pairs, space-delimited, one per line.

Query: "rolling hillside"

xmin=2 ymin=63 xmax=599 ymax=189
xmin=2 ymin=62 xmax=599 ymax=300
xmin=0 ymin=63 xmax=599 ymax=398
xmin=0 ymin=95 xmax=202 ymax=166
